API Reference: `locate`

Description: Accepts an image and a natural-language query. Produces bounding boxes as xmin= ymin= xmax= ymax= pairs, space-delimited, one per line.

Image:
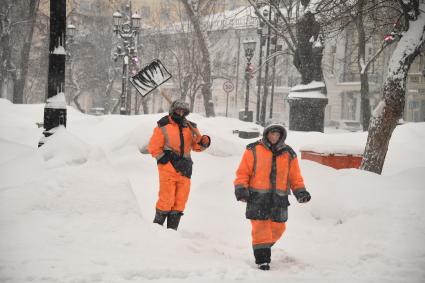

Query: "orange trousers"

xmin=156 ymin=162 xmax=191 ymax=212
xmin=251 ymin=219 xmax=286 ymax=248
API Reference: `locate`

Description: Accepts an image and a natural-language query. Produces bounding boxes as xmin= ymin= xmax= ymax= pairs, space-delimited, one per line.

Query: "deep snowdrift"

xmin=1 ymin=98 xmax=424 ymax=283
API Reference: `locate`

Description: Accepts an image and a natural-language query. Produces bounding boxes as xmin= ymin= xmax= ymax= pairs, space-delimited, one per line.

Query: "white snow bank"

xmin=287 ymin=90 xmax=327 ymax=99
xmin=46 ymin=92 xmax=67 ymax=109
xmin=290 ymin=81 xmax=326 ymax=91
xmin=1 ymin=99 xmax=425 ymax=282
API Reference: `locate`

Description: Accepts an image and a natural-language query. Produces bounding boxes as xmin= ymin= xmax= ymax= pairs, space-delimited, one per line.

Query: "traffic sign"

xmin=223 ymin=80 xmax=234 ymax=93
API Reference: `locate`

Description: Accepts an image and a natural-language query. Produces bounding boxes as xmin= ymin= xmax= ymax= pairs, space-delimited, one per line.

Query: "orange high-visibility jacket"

xmin=234 ymin=140 xmax=306 ymax=222
xmin=148 ymin=115 xmax=206 ymax=163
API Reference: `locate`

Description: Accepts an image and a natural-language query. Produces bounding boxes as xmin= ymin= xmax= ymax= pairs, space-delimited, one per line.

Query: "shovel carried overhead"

xmin=130 ymin=59 xmax=172 ymax=98
xmin=130 ymin=59 xmax=200 ymax=139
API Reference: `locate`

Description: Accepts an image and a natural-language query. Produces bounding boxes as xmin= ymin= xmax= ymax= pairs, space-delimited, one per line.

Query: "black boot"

xmin=153 ymin=211 xmax=167 ymax=225
xmin=258 ymin=263 xmax=270 ymax=271
xmin=167 ymin=212 xmax=183 ymax=230
xmin=254 ymin=247 xmax=271 ymax=270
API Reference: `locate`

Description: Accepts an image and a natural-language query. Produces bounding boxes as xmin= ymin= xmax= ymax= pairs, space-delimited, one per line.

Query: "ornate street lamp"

xmin=132 ymin=12 xmax=141 ymax=30
xmin=243 ymin=39 xmax=256 ymax=61
xmin=113 ymin=11 xmax=123 ymax=33
xmin=67 ymin=23 xmax=76 ymax=37
xmin=112 ymin=3 xmax=141 ymax=115
xmin=65 ymin=22 xmax=76 ymax=59
xmin=242 ymin=39 xmax=256 ymax=122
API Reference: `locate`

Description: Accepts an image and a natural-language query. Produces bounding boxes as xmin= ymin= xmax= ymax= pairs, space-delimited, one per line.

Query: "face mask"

xmin=171 ymin=112 xmax=184 ymax=124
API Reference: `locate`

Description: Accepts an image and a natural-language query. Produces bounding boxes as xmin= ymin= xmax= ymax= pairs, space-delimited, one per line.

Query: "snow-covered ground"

xmin=1 ymin=98 xmax=424 ymax=283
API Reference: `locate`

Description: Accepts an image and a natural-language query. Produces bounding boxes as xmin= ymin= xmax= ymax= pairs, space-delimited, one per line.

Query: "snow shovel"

xmin=130 ymin=59 xmax=199 ymax=139
xmin=129 ymin=59 xmax=172 ymax=97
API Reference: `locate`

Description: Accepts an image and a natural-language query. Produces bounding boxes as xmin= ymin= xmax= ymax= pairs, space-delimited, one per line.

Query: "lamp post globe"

xmin=132 ymin=12 xmax=141 ymax=30
xmin=113 ymin=11 xmax=122 ymax=33
xmin=67 ymin=23 xmax=76 ymax=37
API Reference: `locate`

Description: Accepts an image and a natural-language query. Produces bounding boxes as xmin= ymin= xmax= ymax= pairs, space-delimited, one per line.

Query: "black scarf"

xmin=171 ymin=113 xmax=186 ymax=126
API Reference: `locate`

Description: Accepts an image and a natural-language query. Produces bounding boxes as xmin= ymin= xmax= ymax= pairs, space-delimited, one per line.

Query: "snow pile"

xmin=1 ymin=99 xmax=424 ymax=282
xmin=45 ymin=92 xmax=67 ymax=109
xmin=300 ymin=143 xmax=364 ymax=155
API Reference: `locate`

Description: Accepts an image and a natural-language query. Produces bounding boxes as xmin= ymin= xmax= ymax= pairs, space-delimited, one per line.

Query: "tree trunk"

xmin=356 ymin=0 xmax=371 ymax=131
xmin=0 ymin=33 xmax=11 ymax=99
xmin=361 ymin=79 xmax=403 ymax=174
xmin=0 ymin=4 xmax=12 ymax=99
xmin=360 ymin=72 xmax=371 ymax=130
xmin=13 ymin=0 xmax=40 ymax=104
xmin=72 ymin=87 xmax=85 ymax=113
xmin=70 ymin=64 xmax=84 ymax=113
xmin=180 ymin=0 xmax=215 ymax=117
xmin=361 ymin=5 xmax=424 ymax=174
xmin=141 ymin=96 xmax=149 ymax=114
xmin=103 ymin=73 xmax=115 ymax=113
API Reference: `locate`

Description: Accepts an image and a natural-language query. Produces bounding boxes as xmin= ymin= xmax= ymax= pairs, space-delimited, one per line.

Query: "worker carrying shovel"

xmin=147 ymin=99 xmax=211 ymax=230
xmin=131 ymin=59 xmax=211 ymax=230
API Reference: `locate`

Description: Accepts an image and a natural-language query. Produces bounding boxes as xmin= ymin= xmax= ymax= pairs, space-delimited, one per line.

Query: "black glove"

xmin=157 ymin=151 xmax=171 ymax=164
xmin=235 ymin=187 xmax=250 ymax=202
xmin=294 ymin=190 xmax=311 ymax=203
xmin=199 ymin=135 xmax=211 ymax=148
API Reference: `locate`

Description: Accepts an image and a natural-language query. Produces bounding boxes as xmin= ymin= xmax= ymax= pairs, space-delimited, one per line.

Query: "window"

xmin=410 ymin=76 xmax=420 ymax=83
xmin=142 ymin=6 xmax=150 ymax=18
xmin=331 ymin=46 xmax=336 ymax=74
xmin=276 ymin=76 xmax=282 ymax=87
xmin=80 ymin=0 xmax=91 ymax=12
xmin=160 ymin=9 xmax=169 ymax=21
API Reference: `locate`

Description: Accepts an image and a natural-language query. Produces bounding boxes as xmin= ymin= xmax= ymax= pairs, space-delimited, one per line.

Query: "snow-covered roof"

xmin=300 ymin=144 xmax=364 ymax=155
xmin=152 ymin=6 xmax=260 ymax=35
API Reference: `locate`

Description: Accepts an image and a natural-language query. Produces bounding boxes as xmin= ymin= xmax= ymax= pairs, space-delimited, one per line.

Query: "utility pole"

xmin=256 ymin=20 xmax=264 ymax=123
xmin=269 ymin=7 xmax=279 ymax=119
xmin=234 ymin=30 xmax=241 ymax=116
xmin=39 ymin=0 xmax=67 ymax=147
xmin=260 ymin=5 xmax=272 ymax=126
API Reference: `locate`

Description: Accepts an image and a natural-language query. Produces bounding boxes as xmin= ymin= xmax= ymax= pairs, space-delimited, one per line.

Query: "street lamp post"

xmin=255 ymin=6 xmax=267 ymax=123
xmin=113 ymin=2 xmax=141 ymax=115
xmin=243 ymin=39 xmax=256 ymax=122
xmin=39 ymin=0 xmax=68 ymax=147
xmin=260 ymin=6 xmax=272 ymax=126
xmin=65 ymin=22 xmax=76 ymax=105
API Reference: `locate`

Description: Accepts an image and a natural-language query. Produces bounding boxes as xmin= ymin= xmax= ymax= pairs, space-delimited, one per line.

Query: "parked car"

xmin=326 ymin=120 xmax=362 ymax=132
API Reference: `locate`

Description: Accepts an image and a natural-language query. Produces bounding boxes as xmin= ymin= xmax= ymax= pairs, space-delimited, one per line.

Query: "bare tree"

xmin=0 ymin=3 xmax=13 ymax=99
xmin=0 ymin=0 xmax=40 ymax=103
xmin=13 ymin=0 xmax=40 ymax=104
xmin=248 ymin=0 xmax=329 ymax=125
xmin=179 ymin=0 xmax=216 ymax=117
xmin=320 ymin=0 xmax=399 ymax=130
xmin=361 ymin=0 xmax=425 ymax=174
xmin=64 ymin=12 xmax=117 ymax=114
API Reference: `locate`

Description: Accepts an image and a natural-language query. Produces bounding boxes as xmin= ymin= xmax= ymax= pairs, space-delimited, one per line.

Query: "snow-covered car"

xmin=326 ymin=120 xmax=362 ymax=132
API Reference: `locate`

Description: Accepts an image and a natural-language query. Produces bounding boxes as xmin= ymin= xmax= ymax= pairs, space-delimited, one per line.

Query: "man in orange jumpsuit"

xmin=234 ymin=123 xmax=311 ymax=270
xmin=148 ymin=99 xmax=210 ymax=230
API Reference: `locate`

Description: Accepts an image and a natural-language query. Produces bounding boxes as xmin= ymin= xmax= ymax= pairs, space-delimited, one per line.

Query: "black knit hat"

xmin=169 ymin=99 xmax=190 ymax=116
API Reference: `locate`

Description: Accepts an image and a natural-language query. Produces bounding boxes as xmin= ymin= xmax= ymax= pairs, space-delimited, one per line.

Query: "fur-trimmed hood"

xmin=262 ymin=123 xmax=287 ymax=151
